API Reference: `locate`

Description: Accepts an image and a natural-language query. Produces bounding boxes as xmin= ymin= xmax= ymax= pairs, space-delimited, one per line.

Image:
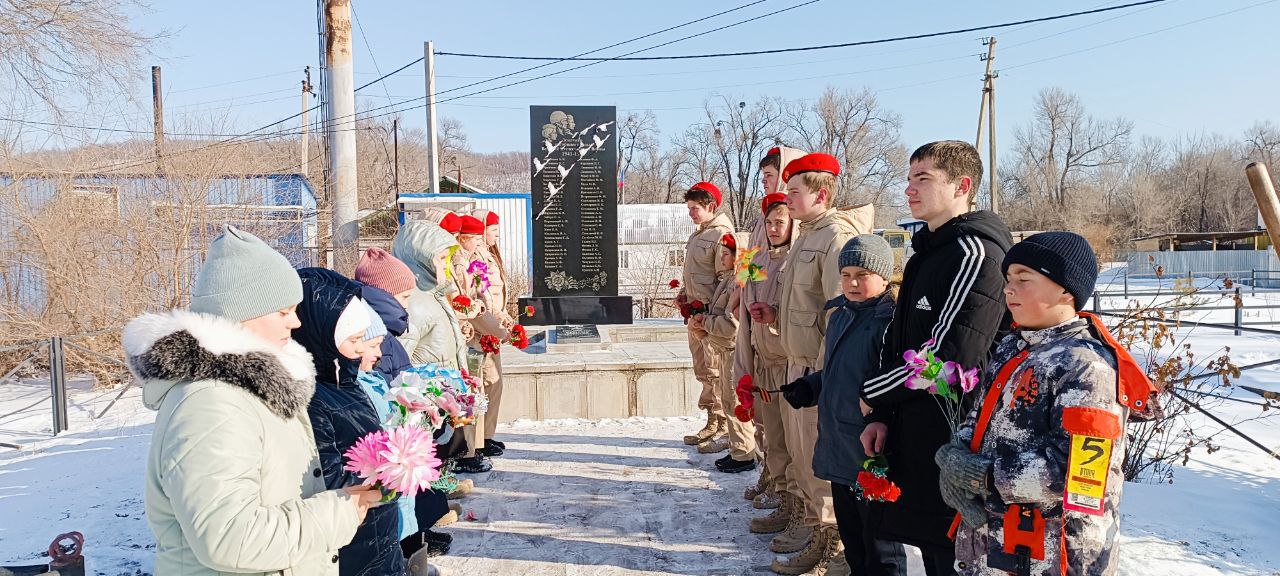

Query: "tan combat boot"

xmin=446 ymin=478 xmax=473 ymax=500
xmin=749 ymin=491 xmax=792 ymax=534
xmin=744 ymin=465 xmax=770 ymax=501
xmin=822 ymin=554 xmax=851 ymax=576
xmin=697 ymin=434 xmax=729 ymax=454
xmin=753 ymin=489 xmax=782 ymax=510
xmin=768 ymin=494 xmax=812 ymax=553
xmin=812 ymin=525 xmax=848 ymax=576
xmin=683 ymin=410 xmax=718 ymax=445
xmin=770 ymin=523 xmax=836 ymax=575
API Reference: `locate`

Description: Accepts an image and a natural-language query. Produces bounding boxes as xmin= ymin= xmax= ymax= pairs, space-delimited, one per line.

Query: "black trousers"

xmin=920 ymin=547 xmax=957 ymax=576
xmin=831 ymin=481 xmax=908 ymax=576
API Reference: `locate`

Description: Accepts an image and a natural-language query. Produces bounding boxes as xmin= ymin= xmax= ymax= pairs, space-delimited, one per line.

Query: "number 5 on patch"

xmin=1064 ymin=434 xmax=1112 ymax=516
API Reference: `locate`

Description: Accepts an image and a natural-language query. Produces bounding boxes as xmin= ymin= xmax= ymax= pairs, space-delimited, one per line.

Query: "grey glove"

xmin=939 ymin=475 xmax=987 ymax=528
xmin=935 ymin=440 xmax=992 ymax=496
xmin=936 ymin=440 xmax=992 ymax=528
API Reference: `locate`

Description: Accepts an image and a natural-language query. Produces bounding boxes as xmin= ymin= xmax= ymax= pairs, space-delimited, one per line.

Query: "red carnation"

xmin=524 ymin=305 xmax=535 ymax=318
xmin=508 ymin=324 xmax=530 ymax=350
xmin=451 ymin=295 xmax=473 ymax=313
xmin=856 ymin=470 xmax=901 ymax=503
xmin=733 ymin=375 xmax=755 ymax=422
xmin=479 ymin=335 xmax=501 ymax=354
xmin=669 ymin=279 xmax=681 ymax=289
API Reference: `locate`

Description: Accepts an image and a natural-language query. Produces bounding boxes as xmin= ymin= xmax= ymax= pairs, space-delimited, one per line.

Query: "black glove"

xmin=780 ymin=378 xmax=815 ymax=409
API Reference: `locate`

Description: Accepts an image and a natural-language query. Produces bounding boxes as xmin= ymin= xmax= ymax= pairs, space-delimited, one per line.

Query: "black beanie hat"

xmin=1002 ymin=231 xmax=1098 ymax=311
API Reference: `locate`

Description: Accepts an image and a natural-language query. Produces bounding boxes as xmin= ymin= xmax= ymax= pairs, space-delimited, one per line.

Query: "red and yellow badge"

xmin=1062 ymin=406 xmax=1122 ymax=516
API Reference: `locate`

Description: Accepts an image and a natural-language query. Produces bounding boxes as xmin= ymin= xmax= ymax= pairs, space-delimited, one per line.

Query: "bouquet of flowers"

xmin=734 ymin=247 xmax=767 ymax=288
xmin=508 ymin=324 xmax=530 ymax=349
xmin=479 ymin=335 xmax=502 ymax=354
xmin=467 ymin=260 xmax=491 ymax=293
xmin=679 ymin=299 xmax=707 ymax=320
xmin=668 ymin=279 xmax=681 ymax=289
xmin=451 ymin=294 xmax=473 ymax=314
xmin=855 ymin=455 xmax=901 ymax=502
xmin=902 ymin=339 xmax=980 ymax=433
xmin=343 ymin=426 xmax=442 ymax=501
xmin=386 ymin=364 xmax=487 ymax=430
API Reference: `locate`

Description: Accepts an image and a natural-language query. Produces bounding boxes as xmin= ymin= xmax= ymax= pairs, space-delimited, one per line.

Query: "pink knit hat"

xmin=355 ymin=248 xmax=416 ymax=295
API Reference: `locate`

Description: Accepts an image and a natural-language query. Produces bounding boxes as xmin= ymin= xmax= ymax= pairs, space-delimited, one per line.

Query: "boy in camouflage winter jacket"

xmin=936 ymin=232 xmax=1158 ymax=576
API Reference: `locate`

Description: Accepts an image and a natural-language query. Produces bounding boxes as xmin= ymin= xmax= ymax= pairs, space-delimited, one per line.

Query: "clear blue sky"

xmin=105 ymin=0 xmax=1280 ymax=156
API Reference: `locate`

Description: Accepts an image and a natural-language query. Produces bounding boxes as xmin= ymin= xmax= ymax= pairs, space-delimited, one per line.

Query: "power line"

xmin=350 ymin=1 xmax=395 ymax=103
xmin=434 ymin=0 xmax=1167 ymax=61
xmin=433 ymin=0 xmax=771 ymax=98
xmin=432 ymin=0 xmax=823 ymax=106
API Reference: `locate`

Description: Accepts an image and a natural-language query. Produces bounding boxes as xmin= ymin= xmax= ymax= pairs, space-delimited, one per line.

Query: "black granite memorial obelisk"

xmin=519 ymin=105 xmax=632 ymax=326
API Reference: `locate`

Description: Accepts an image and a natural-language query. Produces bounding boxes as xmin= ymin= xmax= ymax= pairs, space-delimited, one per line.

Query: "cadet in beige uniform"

xmin=450 ymin=214 xmax=495 ymax=474
xmin=471 ymin=209 xmax=513 ymax=458
xmin=693 ymin=233 xmax=742 ymax=456
xmin=774 ymin=153 xmax=875 ymax=576
xmin=733 ymin=147 xmax=808 ymax=549
xmin=678 ymin=182 xmax=736 ymax=448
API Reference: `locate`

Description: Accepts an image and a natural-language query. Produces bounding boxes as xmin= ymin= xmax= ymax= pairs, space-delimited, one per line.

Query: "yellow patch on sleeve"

xmin=1064 ymin=434 xmax=1112 ymax=516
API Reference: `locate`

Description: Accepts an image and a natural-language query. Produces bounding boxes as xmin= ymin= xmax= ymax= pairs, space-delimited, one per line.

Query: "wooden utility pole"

xmin=1246 ymin=163 xmax=1280 ymax=261
xmin=425 ymin=41 xmax=441 ymax=194
xmin=974 ymin=38 xmax=999 ymax=213
xmin=301 ymin=66 xmax=313 ymax=177
xmin=323 ymin=0 xmax=359 ymax=273
xmin=152 ymin=66 xmax=164 ymax=174
xmin=392 ymin=117 xmax=400 ymax=196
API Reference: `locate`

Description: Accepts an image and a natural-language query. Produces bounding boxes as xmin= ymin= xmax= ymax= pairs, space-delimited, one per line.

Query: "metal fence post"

xmin=49 ymin=337 xmax=68 ymax=434
xmin=1234 ymin=286 xmax=1243 ymax=337
xmin=1092 ymin=291 xmax=1101 ymax=315
xmin=1252 ymin=269 xmax=1257 ymax=295
xmin=1123 ymin=269 xmax=1129 ymax=298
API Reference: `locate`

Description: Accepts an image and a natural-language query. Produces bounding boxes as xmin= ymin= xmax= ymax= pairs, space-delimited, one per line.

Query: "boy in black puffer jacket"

xmin=860 ymin=141 xmax=1013 ymax=575
xmin=782 ymin=235 xmax=907 ymax=576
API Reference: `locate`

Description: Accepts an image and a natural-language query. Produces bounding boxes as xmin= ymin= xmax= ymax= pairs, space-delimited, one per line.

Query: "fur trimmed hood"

xmin=123 ymin=310 xmax=317 ymax=418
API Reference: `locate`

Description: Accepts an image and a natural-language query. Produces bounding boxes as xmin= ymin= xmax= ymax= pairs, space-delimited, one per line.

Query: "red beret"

xmin=689 ymin=181 xmax=722 ymax=208
xmin=765 ymin=147 xmax=780 ymax=158
xmin=782 ymin=153 xmax=841 ymax=183
xmin=485 ymin=211 xmax=499 ymax=226
xmin=720 ymin=233 xmax=736 ymax=251
xmin=760 ymin=192 xmax=787 ymax=216
xmin=459 ymin=215 xmax=485 ymax=235
xmin=438 ymin=212 xmax=462 ymax=234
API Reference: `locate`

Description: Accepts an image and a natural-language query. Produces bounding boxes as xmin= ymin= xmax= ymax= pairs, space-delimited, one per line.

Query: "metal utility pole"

xmin=301 ymin=66 xmax=313 ymax=177
xmin=152 ymin=66 xmax=164 ymax=174
xmin=324 ymin=0 xmax=359 ymax=273
xmin=974 ymin=37 xmax=999 ymax=213
xmin=425 ymin=41 xmax=441 ymax=194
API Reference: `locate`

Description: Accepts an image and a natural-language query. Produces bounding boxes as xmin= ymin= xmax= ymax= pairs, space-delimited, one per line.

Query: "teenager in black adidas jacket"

xmin=860 ymin=141 xmax=1013 ymax=576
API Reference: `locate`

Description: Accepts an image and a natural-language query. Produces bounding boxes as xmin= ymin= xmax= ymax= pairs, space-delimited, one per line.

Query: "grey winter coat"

xmin=795 ymin=292 xmax=895 ymax=486
xmin=952 ymin=318 xmax=1130 ymax=576
xmin=391 ymin=221 xmax=468 ymax=370
xmin=126 ymin=310 xmax=361 ymax=576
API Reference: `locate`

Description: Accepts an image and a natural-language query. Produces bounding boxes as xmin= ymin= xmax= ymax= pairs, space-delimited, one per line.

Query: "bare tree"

xmin=782 ymin=86 xmax=907 ymax=225
xmin=617 ymin=110 xmax=659 ymax=202
xmin=671 ymin=124 xmax=723 ymax=201
xmin=0 ymin=0 xmax=158 ymax=115
xmin=700 ymin=95 xmax=784 ymax=227
xmin=1243 ymin=120 xmax=1280 ymax=190
xmin=1002 ymin=87 xmax=1132 ymax=230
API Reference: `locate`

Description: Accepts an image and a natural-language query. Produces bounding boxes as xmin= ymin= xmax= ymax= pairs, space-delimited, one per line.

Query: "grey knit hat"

xmin=838 ymin=234 xmax=895 ymax=280
xmin=189 ymin=224 xmax=303 ymax=322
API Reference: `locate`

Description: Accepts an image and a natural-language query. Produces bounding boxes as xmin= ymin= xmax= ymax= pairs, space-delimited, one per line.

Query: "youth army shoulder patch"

xmin=1061 ymin=406 xmax=1122 ymax=516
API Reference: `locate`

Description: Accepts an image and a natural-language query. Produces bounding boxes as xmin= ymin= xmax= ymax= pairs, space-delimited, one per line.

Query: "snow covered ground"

xmin=1 ymin=290 xmax=1278 ymax=574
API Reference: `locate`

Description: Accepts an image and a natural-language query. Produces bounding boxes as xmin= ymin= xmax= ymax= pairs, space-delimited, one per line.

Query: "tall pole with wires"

xmin=324 ymin=0 xmax=359 ymax=273
xmin=424 ymin=41 xmax=441 ymax=194
xmin=975 ymin=37 xmax=999 ymax=213
xmin=152 ymin=66 xmax=164 ymax=174
xmin=301 ymin=66 xmax=313 ymax=178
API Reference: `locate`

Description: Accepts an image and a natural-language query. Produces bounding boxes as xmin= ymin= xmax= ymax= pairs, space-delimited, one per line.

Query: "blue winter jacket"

xmin=798 ymin=292 xmax=896 ymax=487
xmin=294 ymin=268 xmax=406 ymax=576
xmin=357 ymin=282 xmax=413 ymax=384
